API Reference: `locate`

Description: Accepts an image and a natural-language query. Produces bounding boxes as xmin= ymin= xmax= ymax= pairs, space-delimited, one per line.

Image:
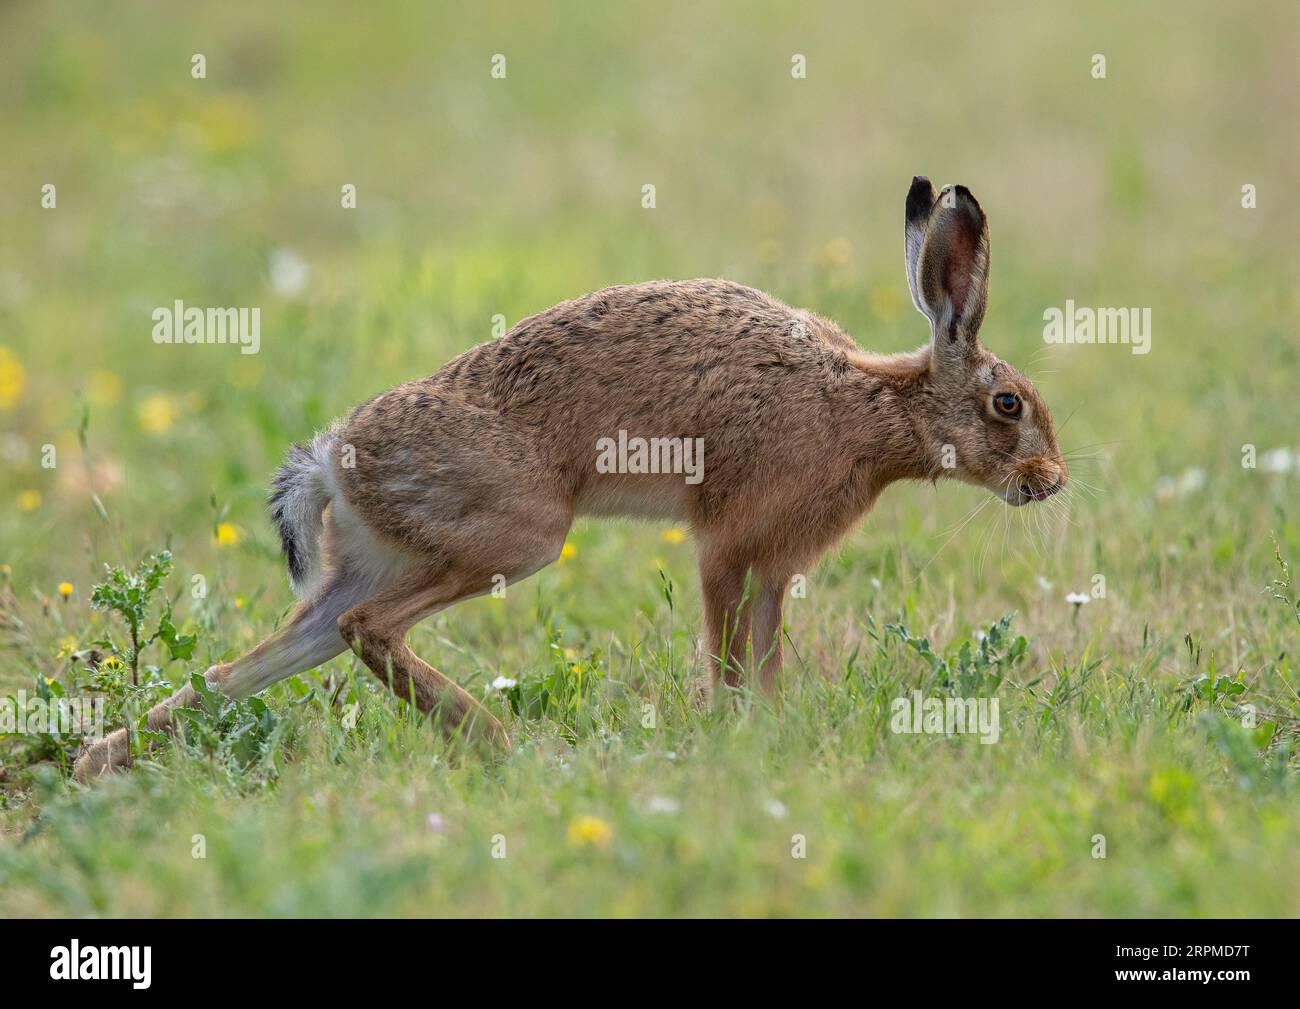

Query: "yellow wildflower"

xmin=0 ymin=347 xmax=26 ymax=409
xmin=138 ymin=393 xmax=180 ymax=433
xmin=215 ymin=522 xmax=243 ymax=547
xmin=566 ymin=815 xmax=613 ymax=850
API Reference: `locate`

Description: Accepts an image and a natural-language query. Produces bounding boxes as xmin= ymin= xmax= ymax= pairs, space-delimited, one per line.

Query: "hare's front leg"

xmin=698 ymin=537 xmax=793 ymax=698
xmin=752 ymin=575 xmax=790 ymax=695
xmin=698 ymin=544 xmax=752 ymax=696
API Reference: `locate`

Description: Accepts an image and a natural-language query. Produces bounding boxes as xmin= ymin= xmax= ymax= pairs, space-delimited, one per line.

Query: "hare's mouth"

xmin=1015 ymin=481 xmax=1062 ymax=505
xmin=998 ymin=481 xmax=1062 ymax=506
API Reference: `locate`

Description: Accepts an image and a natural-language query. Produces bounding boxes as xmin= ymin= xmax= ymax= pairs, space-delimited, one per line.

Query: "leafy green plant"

xmin=172 ymin=673 xmax=289 ymax=787
xmin=1183 ymin=670 xmax=1246 ymax=709
xmin=0 ymin=674 xmax=82 ymax=767
xmin=88 ymin=550 xmax=195 ymax=685
xmin=1200 ymin=711 xmax=1290 ymax=792
xmin=0 ymin=550 xmax=209 ymax=784
xmin=498 ymin=620 xmax=607 ymax=736
xmin=881 ymin=612 xmax=1029 ymax=696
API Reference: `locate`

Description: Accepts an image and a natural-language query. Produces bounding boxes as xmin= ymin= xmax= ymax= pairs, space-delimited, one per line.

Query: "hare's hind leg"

xmin=338 ymin=570 xmax=507 ymax=750
xmin=338 ymin=504 xmax=571 ymax=752
xmin=72 ymin=497 xmax=422 ymax=781
xmin=71 ymin=569 xmax=374 ymax=781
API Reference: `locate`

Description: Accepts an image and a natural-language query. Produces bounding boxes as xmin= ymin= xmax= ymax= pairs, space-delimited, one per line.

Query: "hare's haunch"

xmin=75 ymin=177 xmax=1065 ymax=781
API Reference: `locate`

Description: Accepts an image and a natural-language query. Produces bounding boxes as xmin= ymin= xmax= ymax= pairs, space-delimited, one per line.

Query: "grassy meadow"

xmin=1 ymin=1 xmax=1298 ymax=916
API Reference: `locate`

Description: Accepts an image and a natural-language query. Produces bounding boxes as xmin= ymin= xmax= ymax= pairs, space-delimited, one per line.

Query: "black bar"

xmin=0 ymin=919 xmax=1288 ymax=994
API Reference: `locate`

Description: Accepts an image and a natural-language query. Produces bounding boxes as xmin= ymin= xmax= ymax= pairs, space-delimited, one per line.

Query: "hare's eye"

xmin=993 ymin=393 xmax=1022 ymax=418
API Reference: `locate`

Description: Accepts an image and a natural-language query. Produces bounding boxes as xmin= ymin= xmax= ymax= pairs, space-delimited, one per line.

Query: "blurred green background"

xmin=0 ymin=1 xmax=1298 ymax=916
xmin=2 ymin=0 xmax=1297 ymax=589
xmin=2 ymin=1 xmax=1297 ymax=596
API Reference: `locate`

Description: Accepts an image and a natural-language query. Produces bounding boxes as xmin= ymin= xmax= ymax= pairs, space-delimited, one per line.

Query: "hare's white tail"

xmin=268 ymin=423 xmax=341 ymax=597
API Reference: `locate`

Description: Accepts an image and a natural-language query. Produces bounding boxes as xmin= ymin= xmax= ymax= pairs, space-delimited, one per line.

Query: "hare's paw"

xmin=72 ymin=727 xmax=131 ymax=783
xmin=482 ymin=713 xmax=512 ymax=754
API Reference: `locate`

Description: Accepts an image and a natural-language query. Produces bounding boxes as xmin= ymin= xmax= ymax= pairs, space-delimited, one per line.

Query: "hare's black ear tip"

xmin=950 ymin=184 xmax=987 ymax=224
xmin=906 ymin=176 xmax=936 ymax=220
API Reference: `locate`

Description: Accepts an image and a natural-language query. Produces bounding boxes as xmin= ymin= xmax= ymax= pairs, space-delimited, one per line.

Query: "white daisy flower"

xmin=1261 ymin=448 xmax=1297 ymax=474
xmin=764 ymin=798 xmax=788 ymax=820
xmin=645 ymin=796 xmax=680 ymax=814
xmin=269 ymin=248 xmax=310 ymax=296
xmin=1155 ymin=466 xmax=1207 ymax=502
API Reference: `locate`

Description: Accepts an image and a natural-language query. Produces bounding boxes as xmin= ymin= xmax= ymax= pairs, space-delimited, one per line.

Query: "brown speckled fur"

xmin=74 ymin=177 xmax=1066 ymax=781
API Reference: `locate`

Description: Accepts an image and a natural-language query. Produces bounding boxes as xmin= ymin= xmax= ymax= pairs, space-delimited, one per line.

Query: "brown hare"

xmin=74 ymin=176 xmax=1066 ymax=781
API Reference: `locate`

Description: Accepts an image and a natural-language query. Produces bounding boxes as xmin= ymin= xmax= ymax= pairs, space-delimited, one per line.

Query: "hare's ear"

xmin=915 ymin=184 xmax=990 ymax=365
xmin=904 ymin=175 xmax=937 ymax=313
